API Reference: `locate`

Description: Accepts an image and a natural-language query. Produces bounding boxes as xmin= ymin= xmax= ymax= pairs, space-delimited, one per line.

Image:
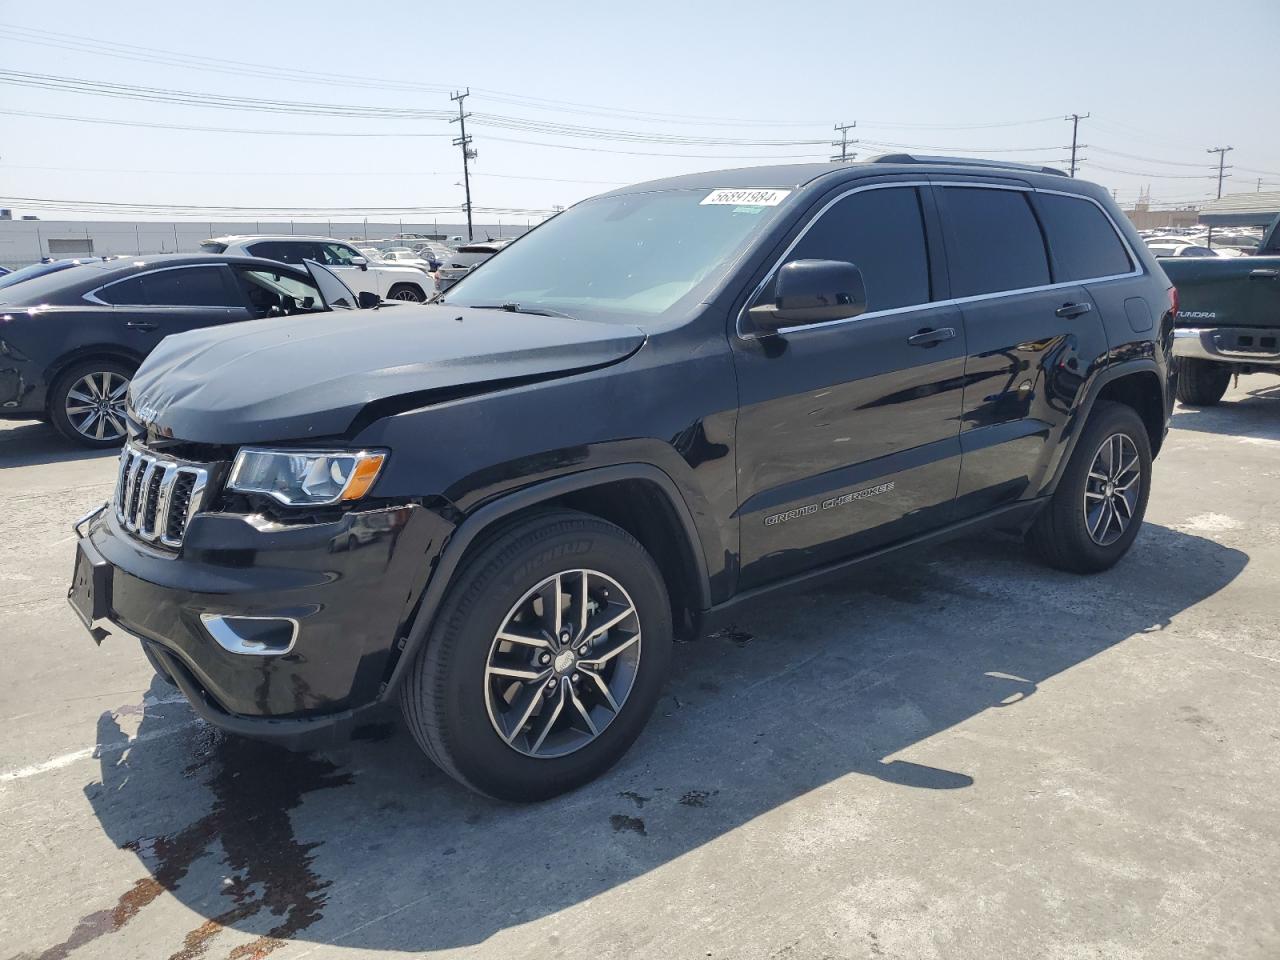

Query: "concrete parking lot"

xmin=1 ymin=377 xmax=1278 ymax=960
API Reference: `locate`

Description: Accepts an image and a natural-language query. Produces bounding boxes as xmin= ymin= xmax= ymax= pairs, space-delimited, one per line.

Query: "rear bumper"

xmin=74 ymin=500 xmax=451 ymax=737
xmin=1174 ymin=327 xmax=1280 ymax=366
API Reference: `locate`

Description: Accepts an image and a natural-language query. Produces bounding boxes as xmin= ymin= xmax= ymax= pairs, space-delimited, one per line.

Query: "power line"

xmin=0 ymin=106 xmax=449 ymax=137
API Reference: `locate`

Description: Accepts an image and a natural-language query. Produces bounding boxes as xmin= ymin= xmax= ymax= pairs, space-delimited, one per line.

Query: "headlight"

xmin=227 ymin=448 xmax=387 ymax=506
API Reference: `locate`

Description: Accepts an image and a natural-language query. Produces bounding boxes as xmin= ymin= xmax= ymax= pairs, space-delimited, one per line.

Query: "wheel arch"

xmin=1046 ymin=359 xmax=1167 ymax=494
xmin=382 ymin=463 xmax=712 ymax=696
xmin=386 ymin=280 xmax=427 ymax=300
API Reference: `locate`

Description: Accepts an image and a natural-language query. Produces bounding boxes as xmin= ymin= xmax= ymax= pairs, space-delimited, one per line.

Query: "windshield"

xmin=443 ymin=187 xmax=789 ymax=318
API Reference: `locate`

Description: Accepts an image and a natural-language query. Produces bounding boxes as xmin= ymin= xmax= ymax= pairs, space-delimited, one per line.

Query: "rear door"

xmin=91 ymin=264 xmax=251 ymax=354
xmin=934 ymin=184 xmax=1107 ymax=517
xmin=732 ymin=183 xmax=967 ymax=590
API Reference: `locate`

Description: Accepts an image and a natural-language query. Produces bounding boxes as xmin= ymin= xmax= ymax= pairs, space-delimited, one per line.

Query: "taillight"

xmin=1168 ymin=286 xmax=1179 ymax=318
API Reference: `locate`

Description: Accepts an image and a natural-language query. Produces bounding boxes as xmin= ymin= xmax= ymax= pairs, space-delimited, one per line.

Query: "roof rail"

xmin=869 ymin=153 xmax=1070 ymax=178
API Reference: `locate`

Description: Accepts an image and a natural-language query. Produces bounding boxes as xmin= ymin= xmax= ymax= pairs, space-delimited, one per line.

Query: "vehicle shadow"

xmin=50 ymin=523 xmax=1245 ymax=958
xmin=0 ymin=419 xmax=119 ymax=469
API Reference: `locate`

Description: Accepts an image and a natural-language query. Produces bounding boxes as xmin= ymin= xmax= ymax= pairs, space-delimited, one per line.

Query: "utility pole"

xmin=450 ymin=88 xmax=476 ymax=242
xmin=1065 ymin=113 xmax=1090 ymax=177
xmin=1207 ymin=146 xmax=1233 ymax=199
xmin=831 ymin=122 xmax=857 ymax=162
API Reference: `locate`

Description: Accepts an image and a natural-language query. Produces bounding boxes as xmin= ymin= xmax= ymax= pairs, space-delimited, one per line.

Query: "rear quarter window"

xmin=1036 ymin=193 xmax=1133 ymax=281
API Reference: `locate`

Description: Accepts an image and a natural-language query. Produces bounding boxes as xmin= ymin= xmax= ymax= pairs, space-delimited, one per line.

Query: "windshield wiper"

xmin=468 ymin=302 xmax=577 ymax=320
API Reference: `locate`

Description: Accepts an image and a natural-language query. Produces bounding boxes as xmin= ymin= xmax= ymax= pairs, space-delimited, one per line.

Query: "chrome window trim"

xmin=84 ymin=263 xmax=238 ymax=307
xmin=735 ymin=180 xmax=1143 ymax=341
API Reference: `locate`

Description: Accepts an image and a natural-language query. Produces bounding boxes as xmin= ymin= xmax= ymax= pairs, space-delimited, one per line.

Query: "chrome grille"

xmin=113 ymin=443 xmax=209 ymax=548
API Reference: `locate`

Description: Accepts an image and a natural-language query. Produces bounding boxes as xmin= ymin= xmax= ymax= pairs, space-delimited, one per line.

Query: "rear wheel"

xmin=1174 ymin=357 xmax=1231 ymax=406
xmin=401 ymin=510 xmax=672 ymax=801
xmin=48 ymin=359 xmax=134 ymax=447
xmin=1028 ymin=401 xmax=1152 ymax=573
xmin=387 ymin=283 xmax=425 ymax=302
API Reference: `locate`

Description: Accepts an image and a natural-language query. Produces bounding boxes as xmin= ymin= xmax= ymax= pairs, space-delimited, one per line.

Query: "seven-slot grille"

xmin=114 ymin=443 xmax=209 ymax=548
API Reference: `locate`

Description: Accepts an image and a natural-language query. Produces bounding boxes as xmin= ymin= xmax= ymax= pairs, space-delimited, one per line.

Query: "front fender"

xmin=381 ymin=462 xmax=713 ymax=697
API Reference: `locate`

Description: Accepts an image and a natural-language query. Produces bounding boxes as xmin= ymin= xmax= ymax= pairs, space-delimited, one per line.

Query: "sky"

xmin=0 ymin=0 xmax=1277 ymax=222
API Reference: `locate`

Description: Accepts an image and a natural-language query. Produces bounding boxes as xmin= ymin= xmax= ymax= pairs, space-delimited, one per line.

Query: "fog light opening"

xmin=200 ymin=614 xmax=299 ymax=656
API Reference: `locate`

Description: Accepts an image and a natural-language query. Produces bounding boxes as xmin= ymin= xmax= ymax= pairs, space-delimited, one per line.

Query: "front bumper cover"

xmin=72 ymin=500 xmax=451 ymax=738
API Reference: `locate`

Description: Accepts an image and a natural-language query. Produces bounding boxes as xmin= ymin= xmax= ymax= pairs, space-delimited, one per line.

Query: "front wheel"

xmin=401 ymin=510 xmax=672 ymax=801
xmin=1027 ymin=401 xmax=1153 ymax=573
xmin=387 ymin=283 xmax=425 ymax=302
xmin=1174 ymin=357 xmax=1231 ymax=406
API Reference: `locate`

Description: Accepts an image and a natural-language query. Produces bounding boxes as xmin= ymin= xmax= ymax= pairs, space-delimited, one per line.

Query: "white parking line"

xmin=0 ymin=718 xmax=200 ymax=784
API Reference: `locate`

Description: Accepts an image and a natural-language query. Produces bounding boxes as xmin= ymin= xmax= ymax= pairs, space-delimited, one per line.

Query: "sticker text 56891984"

xmin=700 ymin=188 xmax=792 ymax=207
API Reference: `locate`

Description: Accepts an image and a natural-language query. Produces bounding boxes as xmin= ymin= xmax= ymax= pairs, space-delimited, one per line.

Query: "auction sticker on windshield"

xmin=700 ymin=188 xmax=791 ymax=206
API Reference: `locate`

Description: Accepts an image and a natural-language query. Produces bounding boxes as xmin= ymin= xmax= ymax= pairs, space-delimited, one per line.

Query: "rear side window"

xmin=777 ymin=186 xmax=931 ymax=312
xmin=1036 ymin=193 xmax=1133 ymax=280
xmin=247 ymin=241 xmax=320 ymax=265
xmin=97 ymin=267 xmax=234 ymax=306
xmin=939 ymin=188 xmax=1050 ymax=297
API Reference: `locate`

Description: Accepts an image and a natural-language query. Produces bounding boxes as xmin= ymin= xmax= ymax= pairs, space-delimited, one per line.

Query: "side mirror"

xmin=357 ymin=291 xmax=381 ymax=310
xmin=748 ymin=259 xmax=867 ymax=334
xmin=351 ymin=256 xmax=369 ymax=271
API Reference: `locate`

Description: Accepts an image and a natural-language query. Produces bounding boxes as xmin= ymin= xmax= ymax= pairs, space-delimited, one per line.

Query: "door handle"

xmin=907 ymin=327 xmax=956 ymax=347
xmin=1054 ymin=302 xmax=1093 ymax=319
xmin=1249 ymin=268 xmax=1278 ymax=280
xmin=125 ymin=320 xmax=157 ymax=331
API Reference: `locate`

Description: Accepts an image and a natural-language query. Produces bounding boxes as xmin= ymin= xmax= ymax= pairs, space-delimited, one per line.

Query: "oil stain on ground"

xmin=26 ymin=715 xmax=350 ymax=960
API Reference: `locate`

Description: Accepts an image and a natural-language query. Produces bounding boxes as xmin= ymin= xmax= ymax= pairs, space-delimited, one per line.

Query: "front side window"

xmin=319 ymin=243 xmax=360 ymax=266
xmin=939 ymin=187 xmax=1050 ymax=298
xmin=1036 ymin=193 xmax=1133 ymax=281
xmin=765 ymin=186 xmax=931 ymax=313
xmin=235 ymin=268 xmax=324 ymax=317
xmin=97 ymin=267 xmax=235 ymax=307
xmin=444 ymin=188 xmax=791 ymax=319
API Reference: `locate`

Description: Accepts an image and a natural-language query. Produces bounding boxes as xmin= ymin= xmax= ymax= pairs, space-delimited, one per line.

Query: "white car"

xmin=1145 ymin=241 xmax=1224 ymax=258
xmin=200 ymin=235 xmax=434 ymax=301
xmin=379 ymin=248 xmax=438 ymax=271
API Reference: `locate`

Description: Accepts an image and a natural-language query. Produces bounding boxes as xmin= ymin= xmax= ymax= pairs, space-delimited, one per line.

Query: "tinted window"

xmin=99 ymin=267 xmax=233 ymax=306
xmin=940 ymin=188 xmax=1050 ymax=297
xmin=247 ymin=241 xmax=321 ymax=265
xmin=235 ymin=268 xmax=324 ymax=317
xmin=777 ymin=187 xmax=931 ymax=312
xmin=1036 ymin=193 xmax=1132 ymax=280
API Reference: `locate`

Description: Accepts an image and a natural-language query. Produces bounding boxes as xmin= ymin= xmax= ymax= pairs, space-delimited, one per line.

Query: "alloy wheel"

xmin=484 ymin=569 xmax=641 ymax=759
xmin=391 ymin=289 xmax=421 ymax=301
xmin=64 ymin=371 xmax=129 ymax=442
xmin=1083 ymin=432 xmax=1141 ymax=547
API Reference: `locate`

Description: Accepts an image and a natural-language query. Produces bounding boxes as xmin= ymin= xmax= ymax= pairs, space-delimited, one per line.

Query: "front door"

xmin=732 ymin=184 xmax=967 ymax=590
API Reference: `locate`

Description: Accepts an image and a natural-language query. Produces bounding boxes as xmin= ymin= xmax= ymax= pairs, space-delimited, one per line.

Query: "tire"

xmin=48 ymin=358 xmax=134 ymax=447
xmin=387 ymin=283 xmax=425 ymax=302
xmin=1174 ymin=357 xmax=1231 ymax=406
xmin=401 ymin=509 xmax=672 ymax=801
xmin=1027 ymin=401 xmax=1153 ymax=574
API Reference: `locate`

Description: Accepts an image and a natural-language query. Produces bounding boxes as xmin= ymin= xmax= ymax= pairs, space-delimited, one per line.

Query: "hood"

xmin=129 ymin=304 xmax=645 ymax=444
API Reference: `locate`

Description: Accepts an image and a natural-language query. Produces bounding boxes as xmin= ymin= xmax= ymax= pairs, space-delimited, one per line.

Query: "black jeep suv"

xmin=69 ymin=156 xmax=1175 ymax=800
